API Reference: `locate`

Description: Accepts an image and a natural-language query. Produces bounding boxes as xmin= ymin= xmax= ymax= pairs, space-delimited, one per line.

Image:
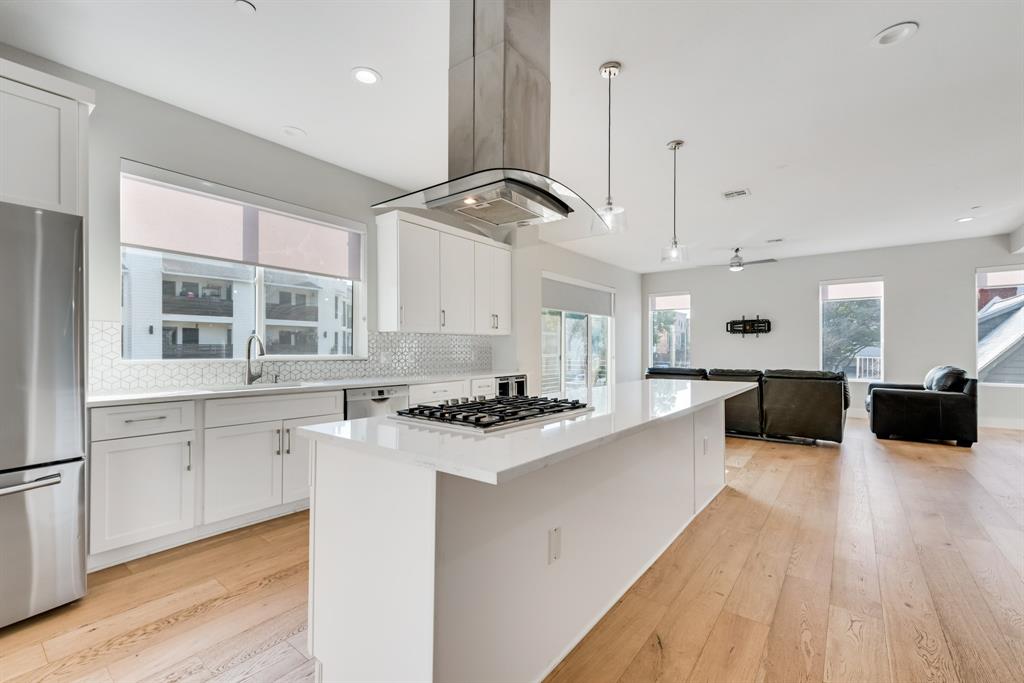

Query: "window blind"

xmin=542 ymin=277 xmax=613 ymax=317
xmin=120 ymin=170 xmax=362 ymax=281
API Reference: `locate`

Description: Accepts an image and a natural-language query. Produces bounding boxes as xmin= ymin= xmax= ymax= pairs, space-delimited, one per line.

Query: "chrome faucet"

xmin=244 ymin=333 xmax=266 ymax=385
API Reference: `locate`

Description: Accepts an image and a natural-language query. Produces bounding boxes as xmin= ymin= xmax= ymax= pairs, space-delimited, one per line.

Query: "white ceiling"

xmin=0 ymin=1 xmax=1021 ymax=274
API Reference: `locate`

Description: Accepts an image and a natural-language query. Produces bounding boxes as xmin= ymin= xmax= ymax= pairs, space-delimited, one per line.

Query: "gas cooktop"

xmin=391 ymin=396 xmax=593 ymax=433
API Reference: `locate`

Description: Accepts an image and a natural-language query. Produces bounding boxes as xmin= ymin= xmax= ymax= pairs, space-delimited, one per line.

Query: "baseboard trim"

xmin=87 ymin=500 xmax=309 ymax=572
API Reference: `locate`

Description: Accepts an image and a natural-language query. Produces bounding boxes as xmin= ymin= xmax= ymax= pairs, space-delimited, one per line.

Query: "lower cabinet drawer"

xmin=470 ymin=378 xmax=496 ymax=397
xmin=409 ymin=380 xmax=470 ymax=405
xmin=91 ymin=401 xmax=195 ymax=441
xmin=205 ymin=391 xmax=343 ymax=428
xmin=90 ymin=431 xmax=196 ymax=554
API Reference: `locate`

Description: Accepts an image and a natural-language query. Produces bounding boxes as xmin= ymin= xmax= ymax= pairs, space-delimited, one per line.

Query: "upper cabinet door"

xmin=473 ymin=242 xmax=495 ymax=334
xmin=397 ymin=220 xmax=440 ymax=333
xmin=0 ymin=78 xmax=78 ymax=214
xmin=492 ymin=248 xmax=512 ymax=335
xmin=439 ymin=233 xmax=475 ymax=334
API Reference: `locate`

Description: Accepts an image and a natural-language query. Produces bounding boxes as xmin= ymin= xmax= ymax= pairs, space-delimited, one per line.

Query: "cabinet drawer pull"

xmin=275 ymin=428 xmax=282 ymax=455
xmin=186 ymin=440 xmax=192 ymax=471
xmin=123 ymin=415 xmax=167 ymax=424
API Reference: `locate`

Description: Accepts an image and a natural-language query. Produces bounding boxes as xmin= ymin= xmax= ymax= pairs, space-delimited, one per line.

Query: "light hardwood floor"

xmin=1 ymin=419 xmax=1021 ymax=683
xmin=547 ymin=419 xmax=1024 ymax=683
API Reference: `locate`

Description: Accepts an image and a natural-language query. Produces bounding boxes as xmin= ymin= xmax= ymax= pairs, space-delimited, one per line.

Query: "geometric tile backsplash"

xmin=89 ymin=320 xmax=493 ymax=394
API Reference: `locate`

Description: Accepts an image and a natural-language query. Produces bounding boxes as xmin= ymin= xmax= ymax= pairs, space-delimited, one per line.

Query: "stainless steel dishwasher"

xmin=345 ymin=386 xmax=410 ymax=418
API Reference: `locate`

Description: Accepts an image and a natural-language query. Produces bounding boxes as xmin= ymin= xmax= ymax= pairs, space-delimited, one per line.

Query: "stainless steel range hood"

xmin=372 ymin=0 xmax=602 ymax=242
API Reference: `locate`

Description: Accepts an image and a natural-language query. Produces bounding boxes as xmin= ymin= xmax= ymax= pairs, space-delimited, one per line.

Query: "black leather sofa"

xmin=761 ymin=370 xmax=849 ymax=443
xmin=865 ymin=365 xmax=977 ymax=447
xmin=707 ymin=369 xmax=763 ymax=436
xmin=645 ymin=367 xmax=849 ymax=443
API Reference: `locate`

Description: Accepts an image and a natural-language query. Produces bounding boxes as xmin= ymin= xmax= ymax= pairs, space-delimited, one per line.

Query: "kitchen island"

xmin=299 ymin=379 xmax=755 ymax=683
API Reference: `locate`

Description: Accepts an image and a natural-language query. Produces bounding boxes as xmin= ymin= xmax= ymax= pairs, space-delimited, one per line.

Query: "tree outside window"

xmin=649 ymin=294 xmax=691 ymax=368
xmin=820 ymin=280 xmax=883 ymax=380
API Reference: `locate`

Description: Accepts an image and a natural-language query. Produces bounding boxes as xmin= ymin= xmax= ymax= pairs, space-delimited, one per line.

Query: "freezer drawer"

xmin=0 ymin=459 xmax=86 ymax=628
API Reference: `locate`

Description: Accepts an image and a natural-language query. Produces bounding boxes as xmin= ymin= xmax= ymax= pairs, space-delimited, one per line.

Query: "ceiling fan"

xmin=728 ymin=248 xmax=776 ymax=272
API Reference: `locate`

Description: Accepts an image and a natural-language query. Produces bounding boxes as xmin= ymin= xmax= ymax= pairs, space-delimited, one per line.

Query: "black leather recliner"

xmin=707 ymin=369 xmax=763 ymax=436
xmin=866 ymin=365 xmax=978 ymax=447
xmin=645 ymin=367 xmax=707 ymax=380
xmin=761 ymin=370 xmax=850 ymax=443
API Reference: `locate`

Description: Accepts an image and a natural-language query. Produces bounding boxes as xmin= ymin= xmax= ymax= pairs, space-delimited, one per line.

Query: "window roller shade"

xmin=542 ymin=277 xmax=613 ymax=317
xmin=257 ymin=210 xmax=361 ymax=281
xmin=120 ymin=173 xmax=362 ymax=281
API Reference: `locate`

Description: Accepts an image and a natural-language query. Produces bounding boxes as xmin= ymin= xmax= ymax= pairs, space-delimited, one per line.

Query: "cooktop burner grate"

xmin=391 ymin=396 xmax=593 ymax=433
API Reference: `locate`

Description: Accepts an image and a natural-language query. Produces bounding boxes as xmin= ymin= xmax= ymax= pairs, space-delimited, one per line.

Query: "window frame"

xmin=647 ymin=291 xmax=692 ymax=369
xmin=975 ymin=264 xmax=1024 ymax=388
xmin=118 ymin=160 xmax=368 ymax=362
xmin=818 ymin=276 xmax=885 ymax=382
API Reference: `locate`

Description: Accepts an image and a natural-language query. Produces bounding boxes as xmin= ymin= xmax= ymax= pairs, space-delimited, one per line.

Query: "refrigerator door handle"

xmin=0 ymin=473 xmax=62 ymax=498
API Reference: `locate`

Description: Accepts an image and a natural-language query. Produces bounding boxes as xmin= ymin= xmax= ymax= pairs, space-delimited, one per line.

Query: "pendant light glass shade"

xmin=594 ymin=61 xmax=626 ymax=235
xmin=592 ymin=198 xmax=627 ymax=234
xmin=661 ymin=239 xmax=686 ymax=263
xmin=661 ymin=139 xmax=687 ymax=263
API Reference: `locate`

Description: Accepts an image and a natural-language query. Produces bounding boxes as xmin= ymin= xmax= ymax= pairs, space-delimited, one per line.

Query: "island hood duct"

xmin=372 ymin=0 xmax=602 ymax=240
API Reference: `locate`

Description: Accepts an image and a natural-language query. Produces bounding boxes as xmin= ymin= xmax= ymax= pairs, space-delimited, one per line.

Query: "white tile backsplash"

xmin=88 ymin=320 xmax=492 ymax=394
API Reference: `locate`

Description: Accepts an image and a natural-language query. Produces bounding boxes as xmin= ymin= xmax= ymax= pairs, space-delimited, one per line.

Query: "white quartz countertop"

xmin=85 ymin=370 xmax=526 ymax=407
xmin=300 ymin=379 xmax=755 ymax=485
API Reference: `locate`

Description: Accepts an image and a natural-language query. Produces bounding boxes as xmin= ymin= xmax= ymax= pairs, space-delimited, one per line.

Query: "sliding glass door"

xmin=541 ymin=308 xmax=613 ymax=408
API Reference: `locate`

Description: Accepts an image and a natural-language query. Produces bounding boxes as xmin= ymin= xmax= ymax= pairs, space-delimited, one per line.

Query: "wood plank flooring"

xmin=1 ymin=419 xmax=1020 ymax=682
xmin=0 ymin=513 xmax=312 ymax=683
xmin=547 ymin=420 xmax=1024 ymax=683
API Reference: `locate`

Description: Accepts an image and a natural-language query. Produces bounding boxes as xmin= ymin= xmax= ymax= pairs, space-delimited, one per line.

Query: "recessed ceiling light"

xmin=872 ymin=21 xmax=919 ymax=46
xmin=462 ymin=197 xmax=477 ymax=205
xmin=351 ymin=67 xmax=382 ymax=85
xmin=234 ymin=0 xmax=256 ymax=15
xmin=955 ymin=216 xmax=974 ymax=223
xmin=282 ymin=125 xmax=307 ymax=138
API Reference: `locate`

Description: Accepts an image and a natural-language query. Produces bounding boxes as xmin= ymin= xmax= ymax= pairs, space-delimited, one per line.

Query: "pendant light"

xmin=592 ymin=61 xmax=627 ymax=234
xmin=661 ymin=140 xmax=687 ymax=263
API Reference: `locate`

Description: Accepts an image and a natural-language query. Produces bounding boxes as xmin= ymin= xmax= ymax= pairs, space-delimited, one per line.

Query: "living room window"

xmin=649 ymin=293 xmax=691 ymax=368
xmin=119 ymin=161 xmax=366 ymax=360
xmin=819 ymin=279 xmax=884 ymax=380
xmin=976 ymin=266 xmax=1024 ymax=384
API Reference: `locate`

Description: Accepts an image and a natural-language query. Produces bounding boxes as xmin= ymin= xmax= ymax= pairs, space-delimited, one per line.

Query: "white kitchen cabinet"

xmin=409 ymin=380 xmax=471 ymax=406
xmin=0 ymin=77 xmax=79 ymax=214
xmin=378 ymin=216 xmax=440 ymax=333
xmin=282 ymin=413 xmax=343 ymax=504
xmin=693 ymin=404 xmax=726 ymax=513
xmin=474 ymin=243 xmax=512 ymax=335
xmin=204 ymin=420 xmax=283 ymax=524
xmin=378 ymin=210 xmax=511 ymax=335
xmin=90 ymin=431 xmax=196 ymax=554
xmin=439 ymin=233 xmax=475 ymax=334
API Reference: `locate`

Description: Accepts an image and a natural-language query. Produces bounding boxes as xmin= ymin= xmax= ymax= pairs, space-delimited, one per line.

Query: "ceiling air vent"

xmin=722 ymin=188 xmax=751 ymax=200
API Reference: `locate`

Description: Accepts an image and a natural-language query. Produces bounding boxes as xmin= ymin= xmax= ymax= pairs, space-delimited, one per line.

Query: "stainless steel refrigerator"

xmin=0 ymin=201 xmax=86 ymax=628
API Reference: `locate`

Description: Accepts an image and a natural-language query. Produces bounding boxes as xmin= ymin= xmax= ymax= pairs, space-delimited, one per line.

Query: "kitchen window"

xmin=540 ymin=274 xmax=614 ymax=409
xmin=819 ymin=279 xmax=884 ymax=380
xmin=976 ymin=266 xmax=1024 ymax=384
xmin=649 ymin=293 xmax=691 ymax=368
xmin=119 ymin=161 xmax=366 ymax=360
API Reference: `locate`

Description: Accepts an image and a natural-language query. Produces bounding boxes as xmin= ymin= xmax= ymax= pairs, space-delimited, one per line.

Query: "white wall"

xmin=0 ymin=43 xmax=401 ymax=324
xmin=493 ymin=227 xmax=643 ymax=391
xmin=643 ymin=234 xmax=1024 ymax=428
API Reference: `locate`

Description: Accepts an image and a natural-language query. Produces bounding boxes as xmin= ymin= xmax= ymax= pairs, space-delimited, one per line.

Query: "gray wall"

xmin=0 ymin=42 xmax=401 ymax=325
xmin=643 ymin=234 xmax=1024 ymax=428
